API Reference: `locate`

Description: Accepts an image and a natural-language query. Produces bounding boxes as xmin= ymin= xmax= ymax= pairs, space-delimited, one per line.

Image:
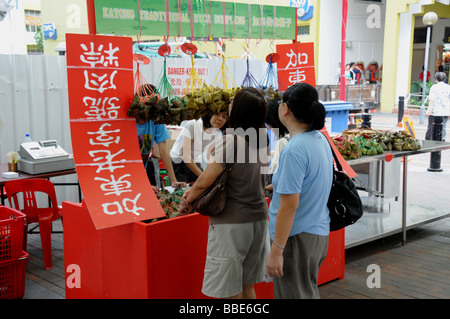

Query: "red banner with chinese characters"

xmin=275 ymin=42 xmax=355 ymax=177
xmin=66 ymin=33 xmax=165 ymax=230
xmin=276 ymin=42 xmax=316 ymax=90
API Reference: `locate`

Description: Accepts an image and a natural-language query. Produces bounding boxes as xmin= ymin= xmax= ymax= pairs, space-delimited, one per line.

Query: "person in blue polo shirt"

xmin=133 ymin=84 xmax=184 ymax=188
xmin=266 ymin=83 xmax=333 ymax=299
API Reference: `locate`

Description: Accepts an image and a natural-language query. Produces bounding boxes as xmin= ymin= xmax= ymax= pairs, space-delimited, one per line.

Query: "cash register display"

xmin=20 ymin=140 xmax=69 ymax=161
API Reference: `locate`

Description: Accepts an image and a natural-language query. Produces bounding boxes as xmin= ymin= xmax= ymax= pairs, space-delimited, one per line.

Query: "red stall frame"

xmin=63 ymin=201 xmax=343 ymax=299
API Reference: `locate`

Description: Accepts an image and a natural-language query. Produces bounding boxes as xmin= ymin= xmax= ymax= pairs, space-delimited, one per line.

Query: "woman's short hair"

xmin=266 ymin=98 xmax=288 ymax=138
xmin=436 ymin=72 xmax=447 ymax=83
xmin=282 ymin=83 xmax=326 ymax=132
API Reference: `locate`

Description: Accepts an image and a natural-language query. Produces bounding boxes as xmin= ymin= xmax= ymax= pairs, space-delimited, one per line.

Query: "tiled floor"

xmin=23 ymin=222 xmax=65 ymax=299
xmin=319 ymin=218 xmax=450 ymax=299
xmin=20 ymin=216 xmax=450 ymax=300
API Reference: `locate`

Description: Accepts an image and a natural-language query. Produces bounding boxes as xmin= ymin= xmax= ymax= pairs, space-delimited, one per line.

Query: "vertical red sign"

xmin=66 ymin=33 xmax=165 ymax=230
xmin=276 ymin=42 xmax=316 ymax=90
xmin=276 ymin=42 xmax=356 ymax=177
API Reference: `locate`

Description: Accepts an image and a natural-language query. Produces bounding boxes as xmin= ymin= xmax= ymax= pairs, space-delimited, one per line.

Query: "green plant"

xmin=409 ymin=96 xmax=428 ymax=107
xmin=34 ymin=25 xmax=43 ymax=51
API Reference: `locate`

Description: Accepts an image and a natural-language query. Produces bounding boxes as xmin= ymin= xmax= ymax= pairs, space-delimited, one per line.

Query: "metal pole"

xmin=340 ymin=0 xmax=348 ymax=101
xmin=362 ymin=113 xmax=371 ymax=128
xmin=402 ymin=156 xmax=408 ymax=245
xmin=398 ymin=96 xmax=404 ymax=126
xmin=428 ymin=116 xmax=444 ymax=172
xmin=420 ymin=26 xmax=431 ymax=124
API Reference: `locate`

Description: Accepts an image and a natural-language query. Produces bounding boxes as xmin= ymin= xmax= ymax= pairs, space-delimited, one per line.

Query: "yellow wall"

xmin=380 ymin=0 xmax=418 ymax=112
xmin=41 ymin=0 xmax=89 ymax=55
xmin=23 ymin=1 xmax=40 ymax=11
xmin=423 ymin=2 xmax=450 ymax=18
xmin=381 ymin=0 xmax=450 ymax=112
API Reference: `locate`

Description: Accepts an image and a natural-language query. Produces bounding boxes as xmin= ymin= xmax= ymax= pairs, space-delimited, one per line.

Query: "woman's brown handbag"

xmin=192 ymin=136 xmax=237 ymax=216
xmin=192 ymin=162 xmax=235 ymax=216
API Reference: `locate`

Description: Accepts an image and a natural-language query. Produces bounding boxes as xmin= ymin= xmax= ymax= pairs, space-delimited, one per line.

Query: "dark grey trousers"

xmin=273 ymin=232 xmax=329 ymax=299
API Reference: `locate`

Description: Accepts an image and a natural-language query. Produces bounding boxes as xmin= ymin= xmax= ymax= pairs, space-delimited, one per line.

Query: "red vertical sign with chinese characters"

xmin=66 ymin=33 xmax=165 ymax=230
xmin=276 ymin=41 xmax=356 ymax=177
xmin=276 ymin=42 xmax=316 ymax=89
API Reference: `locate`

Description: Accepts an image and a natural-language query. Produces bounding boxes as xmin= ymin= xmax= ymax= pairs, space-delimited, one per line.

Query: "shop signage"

xmin=276 ymin=42 xmax=316 ymax=88
xmin=43 ymin=23 xmax=57 ymax=40
xmin=290 ymin=0 xmax=314 ymax=21
xmin=66 ymin=33 xmax=165 ymax=230
xmin=25 ymin=15 xmax=42 ymax=26
xmin=93 ymin=0 xmax=296 ymax=40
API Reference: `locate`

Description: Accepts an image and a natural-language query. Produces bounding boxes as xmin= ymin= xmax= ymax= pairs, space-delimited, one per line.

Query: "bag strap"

xmin=223 ymin=135 xmax=238 ymax=173
xmin=321 ymin=132 xmax=343 ymax=173
xmin=329 ymin=144 xmax=343 ymax=172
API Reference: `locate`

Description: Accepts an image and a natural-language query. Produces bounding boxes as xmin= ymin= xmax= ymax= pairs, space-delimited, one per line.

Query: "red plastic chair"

xmin=5 ymin=178 xmax=62 ymax=270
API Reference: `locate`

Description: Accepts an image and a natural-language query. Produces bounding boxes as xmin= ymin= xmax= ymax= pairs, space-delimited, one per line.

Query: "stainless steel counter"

xmin=344 ymin=140 xmax=450 ymax=248
xmin=346 ymin=140 xmax=450 ymax=165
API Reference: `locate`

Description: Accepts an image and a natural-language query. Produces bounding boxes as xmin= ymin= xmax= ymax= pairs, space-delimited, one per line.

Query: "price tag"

xmin=266 ymin=53 xmax=280 ymax=63
xmin=133 ymin=54 xmax=150 ymax=65
xmin=181 ymin=43 xmax=198 ymax=55
xmin=158 ymin=44 xmax=171 ymax=57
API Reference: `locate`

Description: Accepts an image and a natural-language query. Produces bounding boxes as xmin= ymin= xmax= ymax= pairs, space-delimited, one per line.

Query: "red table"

xmin=63 ymin=200 xmax=344 ymax=299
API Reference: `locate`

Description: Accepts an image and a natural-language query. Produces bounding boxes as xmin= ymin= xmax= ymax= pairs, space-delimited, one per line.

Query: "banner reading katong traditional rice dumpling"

xmin=94 ymin=0 xmax=296 ymax=40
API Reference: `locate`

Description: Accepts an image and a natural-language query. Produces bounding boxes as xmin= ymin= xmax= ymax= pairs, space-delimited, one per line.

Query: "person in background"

xmin=420 ymin=65 xmax=431 ymax=83
xmin=425 ymin=72 xmax=450 ymax=141
xmin=265 ymin=98 xmax=290 ymax=198
xmin=266 ymin=98 xmax=290 ymax=175
xmin=178 ymin=87 xmax=271 ymax=299
xmin=344 ymin=64 xmax=353 ymax=85
xmin=351 ymin=63 xmax=363 ymax=84
xmin=266 ymin=83 xmax=333 ymax=299
xmin=336 ymin=62 xmax=341 ymax=84
xmin=132 ymin=84 xmax=185 ymax=188
xmin=170 ymin=112 xmax=228 ymax=184
xmin=438 ymin=65 xmax=448 ymax=84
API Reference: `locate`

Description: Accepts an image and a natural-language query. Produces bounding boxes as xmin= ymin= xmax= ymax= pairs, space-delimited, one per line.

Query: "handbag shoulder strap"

xmin=321 ymin=132 xmax=343 ymax=172
xmin=330 ymin=144 xmax=343 ymax=172
xmin=223 ymin=135 xmax=238 ymax=172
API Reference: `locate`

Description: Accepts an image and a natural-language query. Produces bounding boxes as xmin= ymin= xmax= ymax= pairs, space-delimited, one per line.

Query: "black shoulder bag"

xmin=327 ymin=142 xmax=363 ymax=231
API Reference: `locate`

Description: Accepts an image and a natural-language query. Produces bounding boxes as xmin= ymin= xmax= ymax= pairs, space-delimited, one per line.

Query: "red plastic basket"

xmin=0 ymin=251 xmax=29 ymax=299
xmin=0 ymin=206 xmax=26 ymax=261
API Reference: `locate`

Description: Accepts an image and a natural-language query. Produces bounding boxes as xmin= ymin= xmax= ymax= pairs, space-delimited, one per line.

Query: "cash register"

xmin=17 ymin=140 xmax=75 ymax=174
